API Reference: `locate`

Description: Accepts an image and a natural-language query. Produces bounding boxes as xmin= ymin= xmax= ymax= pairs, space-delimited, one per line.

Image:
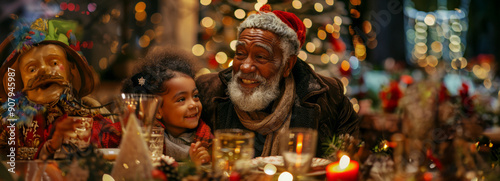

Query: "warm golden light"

xmin=254 ymin=2 xmax=264 ymax=11
xmin=350 ymin=9 xmax=360 ymax=18
xmin=192 ymin=44 xmax=205 ymax=56
xmin=306 ymin=42 xmax=316 ymax=53
xmin=135 ymin=2 xmax=146 ymax=12
xmin=215 ymin=52 xmax=228 ymax=64
xmin=296 ymin=133 xmax=303 ymax=154
xmin=424 ymin=14 xmax=436 ymax=26
xmin=102 ymin=14 xmax=111 ymax=24
xmin=234 ymin=9 xmax=246 ymax=19
xmin=303 ymin=18 xmax=312 ymax=28
xmin=298 ymin=51 xmax=308 ymax=60
xmin=350 ymin=0 xmax=361 ymax=6
xmin=362 ymin=21 xmax=372 ymax=33
xmin=318 ymin=30 xmax=327 ymax=40
xmin=339 ymin=155 xmax=350 ymax=169
xmin=330 ymin=54 xmax=339 ymax=64
xmin=195 ymin=68 xmax=211 ymax=78
xmin=326 ymin=0 xmax=334 ymax=6
xmin=431 ymin=41 xmax=443 ymax=52
xmin=135 ymin=11 xmax=147 ymax=21
xmin=138 ymin=35 xmax=150 ymax=48
xmin=264 ymin=163 xmax=277 ymax=175
xmin=201 ymin=17 xmax=214 ymax=28
xmin=200 ymin=0 xmax=211 ymax=6
xmin=326 ymin=24 xmax=334 ymax=33
xmin=321 ymin=54 xmax=330 ymax=64
xmin=426 ymin=55 xmax=438 ymax=67
xmin=278 ymin=172 xmax=293 ymax=181
xmin=292 ymin=0 xmax=302 ymax=9
xmin=314 ymin=3 xmax=324 ymax=12
xmin=334 ymin=16 xmax=342 ymax=26
xmin=230 ymin=40 xmax=237 ymax=51
xmin=99 ymin=57 xmax=108 ymax=70
xmin=341 ymin=60 xmax=350 ymax=71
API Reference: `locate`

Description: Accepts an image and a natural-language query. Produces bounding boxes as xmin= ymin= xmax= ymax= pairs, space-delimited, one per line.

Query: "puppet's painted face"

xmin=18 ymin=44 xmax=72 ymax=104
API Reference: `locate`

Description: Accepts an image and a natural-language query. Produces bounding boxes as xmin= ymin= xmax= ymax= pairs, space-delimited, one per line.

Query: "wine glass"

xmin=280 ymin=127 xmax=318 ymax=177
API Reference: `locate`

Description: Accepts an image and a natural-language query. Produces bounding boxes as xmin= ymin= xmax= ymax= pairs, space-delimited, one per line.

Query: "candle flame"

xmin=296 ymin=133 xmax=303 ymax=154
xmin=339 ymin=155 xmax=350 ymax=169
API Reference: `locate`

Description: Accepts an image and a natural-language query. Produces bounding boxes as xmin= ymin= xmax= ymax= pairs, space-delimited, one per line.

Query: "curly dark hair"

xmin=121 ymin=47 xmax=199 ymax=94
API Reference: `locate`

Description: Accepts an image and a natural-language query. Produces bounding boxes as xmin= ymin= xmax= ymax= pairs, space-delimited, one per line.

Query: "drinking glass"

xmin=280 ymin=127 xmax=318 ymax=176
xmin=149 ymin=127 xmax=164 ymax=159
xmin=213 ymin=129 xmax=255 ymax=179
xmin=63 ymin=117 xmax=93 ymax=149
xmin=113 ymin=93 xmax=162 ymax=141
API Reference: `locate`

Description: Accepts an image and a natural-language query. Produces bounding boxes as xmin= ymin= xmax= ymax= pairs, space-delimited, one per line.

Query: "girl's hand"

xmin=189 ymin=141 xmax=211 ymax=166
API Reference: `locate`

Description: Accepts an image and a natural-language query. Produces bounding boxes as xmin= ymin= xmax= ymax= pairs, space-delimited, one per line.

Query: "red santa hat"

xmin=238 ymin=4 xmax=306 ymax=56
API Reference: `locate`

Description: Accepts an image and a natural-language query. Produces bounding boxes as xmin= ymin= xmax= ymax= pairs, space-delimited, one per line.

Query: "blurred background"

xmin=0 ymin=0 xmax=498 ymax=110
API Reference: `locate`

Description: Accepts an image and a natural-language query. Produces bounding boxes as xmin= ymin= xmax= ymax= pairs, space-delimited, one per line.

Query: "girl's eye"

xmin=176 ymin=97 xmax=185 ymax=102
xmin=193 ymin=94 xmax=200 ymax=99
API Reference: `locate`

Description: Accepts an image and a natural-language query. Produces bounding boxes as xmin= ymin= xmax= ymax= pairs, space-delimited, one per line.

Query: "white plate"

xmin=251 ymin=156 xmax=331 ymax=176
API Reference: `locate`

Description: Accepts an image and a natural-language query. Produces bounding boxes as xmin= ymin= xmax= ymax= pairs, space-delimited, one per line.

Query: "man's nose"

xmin=37 ymin=63 xmax=57 ymax=75
xmin=240 ymin=57 xmax=256 ymax=73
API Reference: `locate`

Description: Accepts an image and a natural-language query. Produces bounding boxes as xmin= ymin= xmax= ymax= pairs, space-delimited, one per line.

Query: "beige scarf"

xmin=235 ymin=75 xmax=295 ymax=156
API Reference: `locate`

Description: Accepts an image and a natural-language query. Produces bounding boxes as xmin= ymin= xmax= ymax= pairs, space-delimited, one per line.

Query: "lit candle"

xmin=295 ymin=133 xmax=303 ymax=167
xmin=326 ymin=155 xmax=359 ymax=181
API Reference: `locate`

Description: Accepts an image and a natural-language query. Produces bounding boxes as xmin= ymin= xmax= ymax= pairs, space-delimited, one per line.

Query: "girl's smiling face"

xmin=158 ymin=74 xmax=202 ymax=137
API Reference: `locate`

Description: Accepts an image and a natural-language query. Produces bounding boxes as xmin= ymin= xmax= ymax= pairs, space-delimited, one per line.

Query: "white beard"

xmin=228 ymin=71 xmax=282 ymax=112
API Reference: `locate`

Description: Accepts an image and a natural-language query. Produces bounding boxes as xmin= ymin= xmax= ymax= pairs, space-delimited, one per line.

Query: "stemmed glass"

xmin=280 ymin=127 xmax=318 ymax=177
xmin=113 ymin=93 xmax=162 ymax=142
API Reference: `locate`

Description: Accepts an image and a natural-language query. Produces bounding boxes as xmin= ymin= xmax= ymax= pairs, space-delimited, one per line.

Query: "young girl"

xmin=121 ymin=47 xmax=212 ymax=165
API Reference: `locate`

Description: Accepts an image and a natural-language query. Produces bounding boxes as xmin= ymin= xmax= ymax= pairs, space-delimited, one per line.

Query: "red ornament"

xmin=151 ymin=169 xmax=167 ymax=181
xmin=207 ymin=55 xmax=218 ymax=69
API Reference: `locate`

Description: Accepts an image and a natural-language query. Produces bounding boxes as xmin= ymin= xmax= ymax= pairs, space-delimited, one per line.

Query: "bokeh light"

xmin=230 ymin=40 xmax=237 ymax=51
xmin=298 ymin=51 xmax=307 ymax=60
xmin=138 ymin=35 xmax=150 ymax=48
xmin=314 ymin=3 xmax=324 ymax=12
xmin=292 ymin=0 xmax=302 ymax=9
xmin=201 ymin=17 xmax=215 ymax=28
xmin=151 ymin=13 xmax=162 ymax=24
xmin=192 ymin=44 xmax=205 ymax=56
xmin=321 ymin=54 xmax=330 ymax=64
xmin=326 ymin=0 xmax=334 ymax=6
xmin=330 ymin=54 xmax=339 ymax=64
xmin=200 ymin=0 xmax=211 ymax=6
xmin=234 ymin=9 xmax=246 ymax=19
xmin=303 ymin=18 xmax=312 ymax=28
xmin=306 ymin=42 xmax=316 ymax=53
xmin=215 ymin=52 xmax=228 ymax=64
xmin=318 ymin=30 xmax=327 ymax=40
xmin=135 ymin=2 xmax=146 ymax=12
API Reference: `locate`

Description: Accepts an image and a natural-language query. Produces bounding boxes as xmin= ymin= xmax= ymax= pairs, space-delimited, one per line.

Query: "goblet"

xmin=113 ymin=93 xmax=162 ymax=142
xmin=213 ymin=129 xmax=255 ymax=179
xmin=280 ymin=127 xmax=318 ymax=177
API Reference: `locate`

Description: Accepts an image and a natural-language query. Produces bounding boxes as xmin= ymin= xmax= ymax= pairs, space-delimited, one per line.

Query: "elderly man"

xmin=0 ymin=19 xmax=120 ymax=160
xmin=196 ymin=5 xmax=359 ymax=157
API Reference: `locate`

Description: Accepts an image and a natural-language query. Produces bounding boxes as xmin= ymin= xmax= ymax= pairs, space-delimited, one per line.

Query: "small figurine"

xmin=0 ymin=18 xmax=120 ymax=160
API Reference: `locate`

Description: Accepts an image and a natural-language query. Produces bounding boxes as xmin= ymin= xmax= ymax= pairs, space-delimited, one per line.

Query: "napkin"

xmin=111 ymin=113 xmax=153 ymax=180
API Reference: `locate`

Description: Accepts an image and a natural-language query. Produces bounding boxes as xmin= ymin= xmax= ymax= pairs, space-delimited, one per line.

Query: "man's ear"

xmin=283 ymin=55 xmax=297 ymax=78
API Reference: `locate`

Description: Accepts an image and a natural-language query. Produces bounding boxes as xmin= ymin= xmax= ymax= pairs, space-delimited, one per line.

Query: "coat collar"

xmin=217 ymin=60 xmax=329 ymax=104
